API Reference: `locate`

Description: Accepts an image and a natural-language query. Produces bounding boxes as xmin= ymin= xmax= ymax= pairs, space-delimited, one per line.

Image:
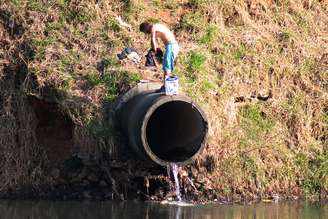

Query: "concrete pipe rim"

xmin=141 ymin=95 xmax=208 ymax=166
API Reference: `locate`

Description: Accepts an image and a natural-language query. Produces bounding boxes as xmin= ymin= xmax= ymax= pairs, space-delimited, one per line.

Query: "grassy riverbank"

xmin=0 ymin=0 xmax=327 ymax=201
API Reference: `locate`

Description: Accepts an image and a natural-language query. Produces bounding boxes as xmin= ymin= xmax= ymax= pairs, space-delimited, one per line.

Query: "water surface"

xmin=0 ymin=200 xmax=327 ymax=219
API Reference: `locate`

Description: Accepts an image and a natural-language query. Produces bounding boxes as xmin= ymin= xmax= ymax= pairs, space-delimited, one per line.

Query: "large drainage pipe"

xmin=116 ymin=83 xmax=208 ymax=166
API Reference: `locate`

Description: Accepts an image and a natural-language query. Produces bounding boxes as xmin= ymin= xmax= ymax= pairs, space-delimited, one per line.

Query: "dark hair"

xmin=139 ymin=22 xmax=152 ymax=33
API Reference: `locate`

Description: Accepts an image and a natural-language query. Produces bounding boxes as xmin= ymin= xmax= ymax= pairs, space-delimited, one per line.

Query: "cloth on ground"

xmin=145 ymin=48 xmax=164 ymax=67
xmin=117 ymin=47 xmax=141 ymax=63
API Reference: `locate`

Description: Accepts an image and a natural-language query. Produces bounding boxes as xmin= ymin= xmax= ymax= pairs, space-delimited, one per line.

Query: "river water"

xmin=0 ymin=200 xmax=327 ymax=219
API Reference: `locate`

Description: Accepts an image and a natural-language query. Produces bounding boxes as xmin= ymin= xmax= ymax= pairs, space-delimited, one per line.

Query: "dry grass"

xmin=182 ymin=0 xmax=328 ymax=199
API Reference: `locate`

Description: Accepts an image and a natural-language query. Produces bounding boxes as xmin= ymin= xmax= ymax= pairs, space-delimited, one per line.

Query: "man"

xmin=139 ymin=22 xmax=180 ymax=82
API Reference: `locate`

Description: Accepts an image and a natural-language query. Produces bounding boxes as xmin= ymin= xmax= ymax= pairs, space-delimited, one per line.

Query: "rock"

xmin=69 ymin=176 xmax=81 ymax=184
xmin=78 ymin=168 xmax=89 ymax=180
xmin=64 ymin=156 xmax=83 ymax=173
xmin=83 ymin=191 xmax=92 ymax=199
xmin=51 ymin=168 xmax=60 ymax=179
xmin=104 ymin=190 xmax=114 ymax=199
xmin=190 ymin=166 xmax=198 ymax=176
xmin=88 ymin=173 xmax=99 ymax=182
xmin=80 ymin=180 xmax=89 ymax=187
xmin=160 ymin=200 xmax=169 ymax=205
xmin=99 ymin=180 xmax=107 ymax=187
xmin=180 ymin=169 xmax=188 ymax=177
xmin=83 ymin=160 xmax=98 ymax=167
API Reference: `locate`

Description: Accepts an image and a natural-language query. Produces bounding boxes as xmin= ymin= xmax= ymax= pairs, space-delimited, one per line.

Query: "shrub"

xmin=240 ymin=104 xmax=274 ymax=140
xmin=87 ymin=70 xmax=141 ymax=102
xmin=180 ymin=11 xmax=207 ymax=33
xmin=199 ymin=25 xmax=219 ymax=47
xmin=184 ymin=51 xmax=206 ymax=81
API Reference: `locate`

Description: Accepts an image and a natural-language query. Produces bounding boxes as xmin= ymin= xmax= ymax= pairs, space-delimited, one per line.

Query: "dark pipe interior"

xmin=146 ymin=101 xmax=206 ymax=163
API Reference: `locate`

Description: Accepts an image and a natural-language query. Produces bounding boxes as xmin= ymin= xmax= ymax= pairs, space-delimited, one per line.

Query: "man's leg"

xmin=163 ymin=44 xmax=174 ymax=84
xmin=172 ymin=43 xmax=180 ymax=68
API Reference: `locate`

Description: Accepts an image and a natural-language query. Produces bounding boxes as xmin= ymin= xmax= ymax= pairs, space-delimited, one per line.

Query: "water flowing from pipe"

xmin=168 ymin=163 xmax=182 ymax=202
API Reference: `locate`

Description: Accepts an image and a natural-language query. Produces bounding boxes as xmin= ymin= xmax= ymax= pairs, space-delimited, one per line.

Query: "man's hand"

xmin=153 ymin=51 xmax=158 ymax=67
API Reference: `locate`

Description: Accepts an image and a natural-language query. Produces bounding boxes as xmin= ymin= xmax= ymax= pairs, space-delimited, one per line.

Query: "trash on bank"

xmin=117 ymin=47 xmax=141 ymax=64
xmin=115 ymin=16 xmax=132 ymax=32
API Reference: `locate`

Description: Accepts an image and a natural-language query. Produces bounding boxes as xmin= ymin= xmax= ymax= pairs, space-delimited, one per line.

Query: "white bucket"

xmin=165 ymin=75 xmax=179 ymax=95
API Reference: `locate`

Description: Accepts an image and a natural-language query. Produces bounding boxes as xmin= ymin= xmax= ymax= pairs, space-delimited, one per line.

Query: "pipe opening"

xmin=145 ymin=101 xmax=207 ymax=163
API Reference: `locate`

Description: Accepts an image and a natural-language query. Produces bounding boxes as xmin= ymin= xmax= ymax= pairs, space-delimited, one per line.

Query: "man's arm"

xmin=151 ymin=27 xmax=157 ymax=52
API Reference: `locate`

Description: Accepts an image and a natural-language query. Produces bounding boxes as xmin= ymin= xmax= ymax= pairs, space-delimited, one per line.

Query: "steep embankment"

xmin=0 ymin=0 xmax=327 ymax=202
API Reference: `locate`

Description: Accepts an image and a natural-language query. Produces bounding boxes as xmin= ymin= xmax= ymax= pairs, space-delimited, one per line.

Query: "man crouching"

xmin=139 ymin=22 xmax=180 ymax=83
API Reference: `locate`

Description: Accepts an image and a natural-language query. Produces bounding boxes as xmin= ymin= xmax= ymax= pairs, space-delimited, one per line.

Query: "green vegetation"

xmin=199 ymin=25 xmax=219 ymax=47
xmin=87 ymin=70 xmax=141 ymax=102
xmin=294 ymin=151 xmax=328 ymax=195
xmin=31 ymin=37 xmax=56 ymax=59
xmin=184 ymin=51 xmax=206 ymax=81
xmin=164 ymin=0 xmax=178 ymax=10
xmin=180 ymin=11 xmax=207 ymax=33
xmin=233 ymin=44 xmax=255 ymax=62
xmin=240 ymin=104 xmax=274 ymax=136
xmin=188 ymin=0 xmax=206 ymax=8
xmin=282 ymin=94 xmax=306 ymax=114
xmin=122 ymin=0 xmax=145 ymax=20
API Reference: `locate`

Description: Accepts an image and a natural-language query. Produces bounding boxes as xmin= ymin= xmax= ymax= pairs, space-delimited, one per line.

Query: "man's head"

xmin=139 ymin=22 xmax=152 ymax=34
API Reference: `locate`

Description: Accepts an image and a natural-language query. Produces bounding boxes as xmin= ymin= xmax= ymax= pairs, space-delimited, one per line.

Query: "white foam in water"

xmin=160 ymin=200 xmax=194 ymax=207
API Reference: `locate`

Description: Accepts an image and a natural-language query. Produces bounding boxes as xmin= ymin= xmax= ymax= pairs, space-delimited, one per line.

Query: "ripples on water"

xmin=0 ymin=200 xmax=327 ymax=219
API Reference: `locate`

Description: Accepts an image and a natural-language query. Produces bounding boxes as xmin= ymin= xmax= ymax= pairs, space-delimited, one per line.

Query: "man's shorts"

xmin=163 ymin=42 xmax=180 ymax=73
